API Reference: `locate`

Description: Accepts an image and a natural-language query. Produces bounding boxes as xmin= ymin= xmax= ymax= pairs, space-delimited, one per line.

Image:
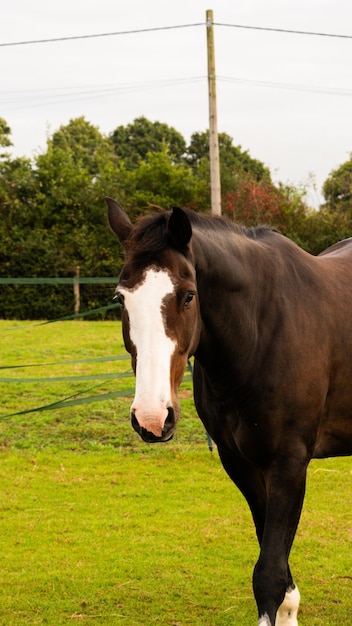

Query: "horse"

xmin=106 ymin=197 xmax=352 ymax=626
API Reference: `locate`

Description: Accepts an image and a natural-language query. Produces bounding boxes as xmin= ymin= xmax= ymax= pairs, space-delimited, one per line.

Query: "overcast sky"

xmin=1 ymin=0 xmax=352 ymax=208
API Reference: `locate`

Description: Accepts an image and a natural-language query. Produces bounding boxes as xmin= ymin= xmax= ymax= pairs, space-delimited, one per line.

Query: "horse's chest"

xmin=194 ymin=372 xmax=272 ymax=463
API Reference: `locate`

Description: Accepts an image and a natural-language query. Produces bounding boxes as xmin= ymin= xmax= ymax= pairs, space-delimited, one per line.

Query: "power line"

xmin=1 ymin=21 xmax=351 ymax=48
xmin=1 ymin=77 xmax=206 ymax=111
xmin=0 ymin=23 xmax=203 ymax=47
xmin=2 ymin=75 xmax=352 ymax=115
xmin=218 ymin=76 xmax=352 ymax=97
xmin=215 ymin=22 xmax=352 ymax=39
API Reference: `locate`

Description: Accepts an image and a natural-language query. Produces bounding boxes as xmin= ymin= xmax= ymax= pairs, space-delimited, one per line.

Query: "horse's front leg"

xmin=255 ymin=454 xmax=308 ymax=626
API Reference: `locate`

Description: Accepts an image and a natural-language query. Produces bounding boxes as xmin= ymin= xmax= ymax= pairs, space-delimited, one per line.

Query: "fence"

xmin=0 ymin=275 xmax=120 ymax=320
xmin=0 ymin=286 xmax=193 ymax=423
xmin=0 ymin=356 xmax=136 ymax=420
xmin=0 ymin=277 xmax=208 ymax=447
xmin=0 ymin=276 xmax=127 ymax=419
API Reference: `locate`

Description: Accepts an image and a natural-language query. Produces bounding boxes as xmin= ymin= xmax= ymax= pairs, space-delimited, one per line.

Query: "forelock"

xmin=126 ymin=212 xmax=170 ymax=260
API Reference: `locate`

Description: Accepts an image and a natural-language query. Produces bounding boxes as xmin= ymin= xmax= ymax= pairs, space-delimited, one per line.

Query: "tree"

xmin=5 ymin=113 xmax=350 ymax=318
xmin=0 ymin=117 xmax=13 ymax=158
xmin=304 ymin=153 xmax=352 ymax=255
xmin=110 ymin=116 xmax=187 ymax=168
xmin=297 ymin=208 xmax=352 ymax=255
xmin=184 ymin=130 xmax=272 ymax=210
xmin=117 ymin=148 xmax=199 ymax=217
xmin=34 ymin=117 xmax=120 ymax=231
xmin=222 ymin=173 xmax=309 ymax=239
xmin=0 ymin=156 xmax=37 ymax=228
xmin=0 ymin=118 xmax=125 ymax=318
xmin=49 ymin=116 xmax=114 ymax=176
xmin=0 ymin=118 xmax=39 ymax=259
xmin=322 ymin=153 xmax=352 ymax=214
xmin=187 ymin=130 xmax=270 ymax=179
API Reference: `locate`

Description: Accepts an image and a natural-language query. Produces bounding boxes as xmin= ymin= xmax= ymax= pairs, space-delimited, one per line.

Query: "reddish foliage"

xmin=222 ymin=175 xmax=294 ymax=232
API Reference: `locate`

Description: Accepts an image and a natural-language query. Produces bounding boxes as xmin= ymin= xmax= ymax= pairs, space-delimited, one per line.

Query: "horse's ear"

xmin=168 ymin=207 xmax=192 ymax=249
xmin=105 ymin=197 xmax=132 ymax=246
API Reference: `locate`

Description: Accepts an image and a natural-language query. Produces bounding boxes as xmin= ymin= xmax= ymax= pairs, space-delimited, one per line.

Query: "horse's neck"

xmin=192 ymin=228 xmax=277 ymax=377
xmin=192 ymin=228 xmax=260 ymax=295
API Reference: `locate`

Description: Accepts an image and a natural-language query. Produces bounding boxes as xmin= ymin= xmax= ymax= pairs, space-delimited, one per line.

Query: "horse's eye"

xmin=184 ymin=291 xmax=196 ymax=308
xmin=113 ymin=291 xmax=125 ymax=309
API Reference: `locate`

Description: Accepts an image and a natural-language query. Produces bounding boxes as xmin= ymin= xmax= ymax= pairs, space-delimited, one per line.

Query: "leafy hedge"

xmin=1 ymin=115 xmax=351 ymax=319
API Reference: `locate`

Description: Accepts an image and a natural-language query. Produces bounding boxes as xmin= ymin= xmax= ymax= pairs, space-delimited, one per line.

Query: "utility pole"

xmin=206 ymin=9 xmax=221 ymax=215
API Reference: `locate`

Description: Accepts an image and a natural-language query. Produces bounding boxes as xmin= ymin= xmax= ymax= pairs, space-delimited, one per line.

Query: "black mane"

xmin=126 ymin=208 xmax=274 ymax=259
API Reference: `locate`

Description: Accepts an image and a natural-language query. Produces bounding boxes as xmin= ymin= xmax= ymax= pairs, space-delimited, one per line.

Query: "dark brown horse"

xmin=106 ymin=197 xmax=352 ymax=626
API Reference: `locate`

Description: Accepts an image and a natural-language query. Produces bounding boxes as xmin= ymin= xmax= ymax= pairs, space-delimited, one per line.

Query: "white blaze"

xmin=121 ymin=268 xmax=176 ymax=436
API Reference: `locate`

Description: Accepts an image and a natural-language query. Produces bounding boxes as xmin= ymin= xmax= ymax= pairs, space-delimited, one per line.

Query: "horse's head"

xmin=106 ymin=198 xmax=200 ymax=443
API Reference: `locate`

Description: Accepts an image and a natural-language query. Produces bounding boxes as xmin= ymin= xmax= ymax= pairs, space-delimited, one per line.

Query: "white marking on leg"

xmin=275 ymin=586 xmax=300 ymax=626
xmin=258 ymin=615 xmax=271 ymax=626
xmin=120 ymin=268 xmax=176 ymax=436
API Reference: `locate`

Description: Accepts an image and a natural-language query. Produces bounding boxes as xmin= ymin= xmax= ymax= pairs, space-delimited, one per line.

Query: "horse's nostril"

xmin=162 ymin=407 xmax=175 ymax=438
xmin=131 ymin=412 xmax=141 ymax=435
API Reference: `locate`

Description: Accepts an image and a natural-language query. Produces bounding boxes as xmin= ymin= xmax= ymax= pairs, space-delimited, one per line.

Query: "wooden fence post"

xmin=74 ymin=266 xmax=80 ymax=316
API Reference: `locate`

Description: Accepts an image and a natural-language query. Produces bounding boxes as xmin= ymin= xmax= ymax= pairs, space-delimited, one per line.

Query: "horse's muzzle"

xmin=131 ymin=407 xmax=175 ymax=443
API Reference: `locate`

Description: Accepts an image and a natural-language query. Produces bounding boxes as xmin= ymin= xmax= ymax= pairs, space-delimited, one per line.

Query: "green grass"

xmin=0 ymin=320 xmax=199 ymax=451
xmin=0 ymin=320 xmax=351 ymax=625
xmin=0 ymin=450 xmax=257 ymax=625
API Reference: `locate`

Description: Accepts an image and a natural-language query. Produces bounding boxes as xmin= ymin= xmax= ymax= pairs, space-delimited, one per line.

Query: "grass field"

xmin=0 ymin=320 xmax=351 ymax=625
